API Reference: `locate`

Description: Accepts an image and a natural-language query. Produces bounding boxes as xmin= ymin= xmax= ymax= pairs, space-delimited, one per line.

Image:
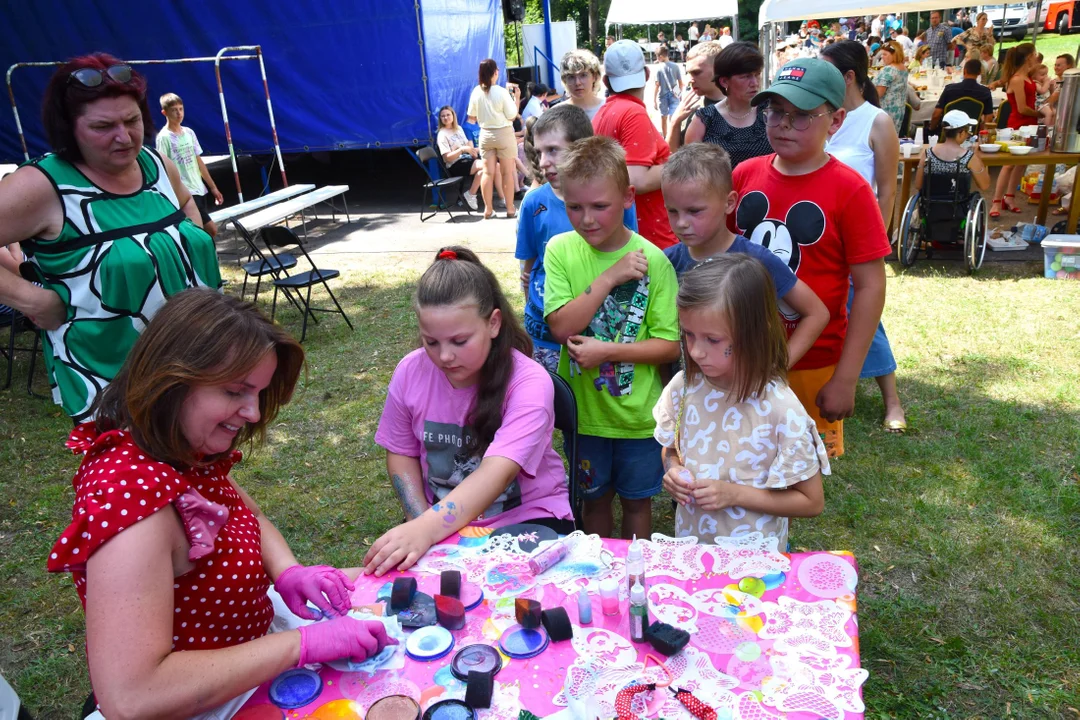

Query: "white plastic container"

xmin=1041 ymin=235 xmax=1080 ymax=279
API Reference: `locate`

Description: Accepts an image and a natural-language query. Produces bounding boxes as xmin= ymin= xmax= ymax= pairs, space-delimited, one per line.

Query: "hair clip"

xmin=437 ymin=249 xmax=458 ymax=260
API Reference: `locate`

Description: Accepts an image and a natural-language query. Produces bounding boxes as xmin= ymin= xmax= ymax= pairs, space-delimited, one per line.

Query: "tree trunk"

xmin=589 ymin=0 xmax=598 ymax=54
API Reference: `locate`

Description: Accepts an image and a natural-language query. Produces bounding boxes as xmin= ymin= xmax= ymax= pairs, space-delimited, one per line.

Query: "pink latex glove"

xmin=296 ymin=616 xmax=396 ymax=666
xmin=275 ymin=564 xmax=355 ymax=620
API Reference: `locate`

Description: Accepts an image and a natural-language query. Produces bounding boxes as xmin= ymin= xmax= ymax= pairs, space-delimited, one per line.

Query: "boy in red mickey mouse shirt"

xmin=728 ymin=58 xmax=891 ymax=457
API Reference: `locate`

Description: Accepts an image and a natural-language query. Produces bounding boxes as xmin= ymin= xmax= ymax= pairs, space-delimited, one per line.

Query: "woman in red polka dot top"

xmin=48 ymin=289 xmax=394 ymax=720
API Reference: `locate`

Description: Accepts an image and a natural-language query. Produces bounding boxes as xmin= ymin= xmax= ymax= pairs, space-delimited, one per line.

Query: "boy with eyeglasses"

xmin=727 ymin=58 xmax=890 ymax=458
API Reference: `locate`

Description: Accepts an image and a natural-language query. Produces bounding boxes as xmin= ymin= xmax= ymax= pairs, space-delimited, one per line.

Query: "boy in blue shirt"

xmin=661 ymin=143 xmax=829 ymax=368
xmin=516 ymin=104 xmax=637 ymax=371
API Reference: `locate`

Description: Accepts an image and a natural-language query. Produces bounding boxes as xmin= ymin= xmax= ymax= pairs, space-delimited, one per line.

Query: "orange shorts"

xmin=787 ymin=365 xmax=844 ymax=458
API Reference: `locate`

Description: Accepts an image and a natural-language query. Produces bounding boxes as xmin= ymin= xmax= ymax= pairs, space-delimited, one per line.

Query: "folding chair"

xmin=415 ymin=146 xmax=469 ymax=223
xmin=900 ymin=103 xmax=913 ymax=139
xmin=548 ymin=370 xmax=582 ymax=530
xmin=943 ymin=96 xmax=989 ymax=131
xmin=233 ymin=223 xmax=307 ymax=319
xmin=996 ymin=99 xmax=1011 ymax=129
xmin=260 ymin=226 xmax=354 ymax=342
xmin=0 ymin=304 xmax=42 ymax=395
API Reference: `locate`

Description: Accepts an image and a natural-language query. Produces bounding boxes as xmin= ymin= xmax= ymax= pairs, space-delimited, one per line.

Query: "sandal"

xmin=1003 ymin=193 xmax=1023 ymax=213
xmin=884 ymin=419 xmax=908 ymax=434
xmin=990 ymin=198 xmax=1002 ymax=218
xmin=1053 ymin=205 xmax=1068 ymax=216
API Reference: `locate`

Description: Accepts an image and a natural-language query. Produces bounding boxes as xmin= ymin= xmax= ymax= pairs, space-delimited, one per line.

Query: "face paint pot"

xmin=365 ymin=694 xmax=421 ymax=720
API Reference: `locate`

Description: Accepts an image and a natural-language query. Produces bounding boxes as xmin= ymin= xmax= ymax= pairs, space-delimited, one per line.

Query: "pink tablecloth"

xmin=240 ymin=531 xmax=865 ymax=719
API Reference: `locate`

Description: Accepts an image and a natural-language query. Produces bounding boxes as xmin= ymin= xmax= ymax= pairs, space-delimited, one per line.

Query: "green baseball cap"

xmin=752 ymin=57 xmax=846 ymax=111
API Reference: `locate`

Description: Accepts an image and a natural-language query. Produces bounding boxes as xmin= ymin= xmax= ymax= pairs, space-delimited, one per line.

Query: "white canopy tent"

xmin=758 ymin=0 xmax=942 ymax=25
xmin=606 ymin=0 xmax=741 ymax=43
xmin=607 ymin=0 xmax=740 ymax=24
xmin=758 ymin=0 xmax=948 ymax=84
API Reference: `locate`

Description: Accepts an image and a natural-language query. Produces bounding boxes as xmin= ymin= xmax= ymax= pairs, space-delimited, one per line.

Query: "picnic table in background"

xmin=897 ymin=147 xmax=1080 ymax=231
xmin=239 ymin=530 xmax=866 ymax=719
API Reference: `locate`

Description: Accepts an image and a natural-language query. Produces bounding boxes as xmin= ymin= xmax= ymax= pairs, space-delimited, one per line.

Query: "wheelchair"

xmin=897 ymin=153 xmax=987 ymax=273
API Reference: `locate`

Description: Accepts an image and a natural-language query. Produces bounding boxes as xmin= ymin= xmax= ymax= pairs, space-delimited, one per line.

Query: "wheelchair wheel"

xmin=964 ymin=195 xmax=988 ymax=273
xmin=898 ymin=192 xmax=922 ymax=267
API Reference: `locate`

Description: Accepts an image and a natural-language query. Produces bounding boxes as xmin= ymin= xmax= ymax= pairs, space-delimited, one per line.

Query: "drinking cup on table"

xmin=903 ymin=144 xmax=913 ymax=159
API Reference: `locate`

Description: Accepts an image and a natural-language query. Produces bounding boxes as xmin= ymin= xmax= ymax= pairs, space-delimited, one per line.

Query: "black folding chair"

xmin=900 ymin=103 xmax=913 ymax=139
xmin=0 ymin=305 xmax=42 ymax=394
xmin=260 ymin=226 xmax=354 ymax=342
xmin=233 ymin=223 xmax=309 ymax=320
xmin=548 ymin=370 xmax=582 ymax=530
xmin=416 ymin=146 xmax=470 ymax=223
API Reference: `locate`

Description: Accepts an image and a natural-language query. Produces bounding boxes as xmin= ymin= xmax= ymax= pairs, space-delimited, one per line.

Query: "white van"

xmin=979 ymin=3 xmax=1032 ymax=39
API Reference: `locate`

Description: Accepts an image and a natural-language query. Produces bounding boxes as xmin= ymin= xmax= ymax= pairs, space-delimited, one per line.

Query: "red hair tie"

xmin=438 ymin=249 xmax=457 ymax=260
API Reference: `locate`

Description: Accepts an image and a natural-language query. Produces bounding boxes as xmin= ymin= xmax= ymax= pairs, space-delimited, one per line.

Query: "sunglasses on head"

xmin=68 ymin=64 xmax=133 ymax=88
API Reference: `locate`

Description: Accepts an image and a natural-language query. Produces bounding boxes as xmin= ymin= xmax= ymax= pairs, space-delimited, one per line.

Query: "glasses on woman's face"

xmin=763 ymin=105 xmax=832 ymax=131
xmin=68 ymin=64 xmax=133 ymax=88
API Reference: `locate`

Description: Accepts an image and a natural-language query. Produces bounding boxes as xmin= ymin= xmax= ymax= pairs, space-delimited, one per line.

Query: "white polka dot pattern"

xmin=48 ymin=423 xmax=273 ymax=652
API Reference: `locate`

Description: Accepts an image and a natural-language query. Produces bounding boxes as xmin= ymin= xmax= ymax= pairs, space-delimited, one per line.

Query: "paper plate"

xmin=405 ymin=625 xmax=455 ymax=662
xmin=450 ymin=643 xmax=503 ymax=680
xmin=269 ymin=668 xmax=323 ymax=709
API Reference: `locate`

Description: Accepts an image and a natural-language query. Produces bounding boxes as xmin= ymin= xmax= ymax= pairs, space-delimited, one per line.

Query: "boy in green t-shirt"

xmin=156 ymin=93 xmax=223 ymax=237
xmin=543 ymin=136 xmax=680 ymax=539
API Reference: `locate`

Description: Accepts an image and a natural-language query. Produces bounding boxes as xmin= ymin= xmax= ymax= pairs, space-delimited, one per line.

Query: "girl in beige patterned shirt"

xmin=654 ymin=255 xmax=829 ymax=547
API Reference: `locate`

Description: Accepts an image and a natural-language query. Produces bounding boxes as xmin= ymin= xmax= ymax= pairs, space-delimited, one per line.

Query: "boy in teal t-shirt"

xmin=543 ymin=136 xmax=680 ymax=540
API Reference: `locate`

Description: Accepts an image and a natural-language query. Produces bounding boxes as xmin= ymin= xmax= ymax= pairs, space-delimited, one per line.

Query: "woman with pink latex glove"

xmin=297 ymin=616 xmax=397 ymax=665
xmin=47 ymin=290 xmax=382 ymax=720
xmin=275 ymin=564 xmax=356 ymax=620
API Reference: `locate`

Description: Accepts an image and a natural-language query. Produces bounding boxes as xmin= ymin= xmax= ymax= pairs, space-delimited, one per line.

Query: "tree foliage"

xmin=505 ymin=0 xmax=765 ymax=65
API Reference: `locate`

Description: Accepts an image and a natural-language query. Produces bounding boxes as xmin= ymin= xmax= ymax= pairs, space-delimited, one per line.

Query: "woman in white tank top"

xmin=821 ymin=42 xmax=899 ymax=219
xmin=820 ymin=41 xmax=909 ymax=435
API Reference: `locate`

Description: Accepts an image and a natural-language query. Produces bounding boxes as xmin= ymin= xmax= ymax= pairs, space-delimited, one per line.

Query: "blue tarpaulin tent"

xmin=0 ymin=0 xmax=505 ymax=162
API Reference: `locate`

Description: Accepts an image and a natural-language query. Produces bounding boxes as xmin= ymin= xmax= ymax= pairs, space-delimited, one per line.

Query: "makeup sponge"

xmin=440 ymin=570 xmax=462 ymax=598
xmin=644 ymin=621 xmax=690 ymax=656
xmin=434 ymin=594 xmax=466 ymax=630
xmin=464 ymin=669 xmax=494 ymax=709
xmin=540 ymin=607 xmax=573 ymax=642
xmin=515 ymin=598 xmax=542 ymax=629
xmin=390 ymin=577 xmax=417 ymax=610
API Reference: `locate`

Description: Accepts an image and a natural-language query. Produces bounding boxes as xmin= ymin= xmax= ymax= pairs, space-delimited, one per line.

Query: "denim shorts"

xmin=659 ymin=92 xmax=679 ymax=117
xmin=575 ymin=434 xmax=664 ymax=501
xmin=847 ymin=280 xmax=897 ymax=379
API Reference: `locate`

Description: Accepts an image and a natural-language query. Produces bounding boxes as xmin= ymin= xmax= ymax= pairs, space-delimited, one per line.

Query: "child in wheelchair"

xmin=902 ymin=109 xmax=992 ymax=270
xmin=914 ymin=110 xmax=991 ymax=237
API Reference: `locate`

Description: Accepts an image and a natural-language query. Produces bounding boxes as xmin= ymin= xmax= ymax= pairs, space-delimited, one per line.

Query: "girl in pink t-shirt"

xmin=365 ymin=246 xmax=573 ymax=576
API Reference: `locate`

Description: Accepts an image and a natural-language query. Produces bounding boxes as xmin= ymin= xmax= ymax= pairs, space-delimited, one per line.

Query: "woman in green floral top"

xmin=875 ymin=41 xmax=912 ymax=133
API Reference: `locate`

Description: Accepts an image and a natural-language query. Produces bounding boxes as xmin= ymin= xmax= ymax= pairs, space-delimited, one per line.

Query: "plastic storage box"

xmin=1041 ymin=235 xmax=1080 ymax=279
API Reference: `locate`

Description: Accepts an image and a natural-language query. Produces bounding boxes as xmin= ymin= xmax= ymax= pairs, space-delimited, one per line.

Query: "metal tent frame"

xmin=6 ymin=45 xmax=286 ymax=202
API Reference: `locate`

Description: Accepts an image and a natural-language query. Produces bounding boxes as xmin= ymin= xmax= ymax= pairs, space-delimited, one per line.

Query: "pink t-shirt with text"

xmin=375 ymin=348 xmax=572 ymax=527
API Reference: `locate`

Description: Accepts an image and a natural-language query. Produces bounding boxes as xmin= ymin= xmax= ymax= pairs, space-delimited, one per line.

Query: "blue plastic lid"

xmin=499 ymin=624 xmax=549 ymax=659
xmin=460 ymin=581 xmax=484 ymax=611
xmin=269 ymin=668 xmax=322 ymax=709
xmin=422 ymin=699 xmax=477 ymax=720
xmin=405 ymin=625 xmax=455 ymax=662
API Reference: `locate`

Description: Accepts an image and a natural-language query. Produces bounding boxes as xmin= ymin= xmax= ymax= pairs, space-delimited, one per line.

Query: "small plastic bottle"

xmin=629 ymin=580 xmax=648 ymax=643
xmin=600 ymin=578 xmax=620 ymax=616
xmin=577 ymin=586 xmax=593 ymax=625
xmin=626 ymin=536 xmax=645 ymax=596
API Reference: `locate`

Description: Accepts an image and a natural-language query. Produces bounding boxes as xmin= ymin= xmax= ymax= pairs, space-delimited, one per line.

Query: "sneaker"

xmin=463 ymin=191 xmax=478 ymax=211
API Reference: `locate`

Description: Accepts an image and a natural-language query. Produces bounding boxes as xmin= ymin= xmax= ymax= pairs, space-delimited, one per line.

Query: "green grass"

xmin=2 ymin=254 xmax=1079 ymax=717
xmin=1002 ymin=29 xmax=1080 ymax=58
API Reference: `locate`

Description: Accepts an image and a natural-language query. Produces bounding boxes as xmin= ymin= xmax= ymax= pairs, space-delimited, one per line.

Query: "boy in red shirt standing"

xmin=593 ymin=40 xmax=678 ymax=250
xmin=728 ymin=58 xmax=890 ymax=458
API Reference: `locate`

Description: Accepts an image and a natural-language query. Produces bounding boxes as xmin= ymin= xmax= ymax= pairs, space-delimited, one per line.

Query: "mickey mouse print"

xmin=728 ymin=155 xmax=893 ymax=370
